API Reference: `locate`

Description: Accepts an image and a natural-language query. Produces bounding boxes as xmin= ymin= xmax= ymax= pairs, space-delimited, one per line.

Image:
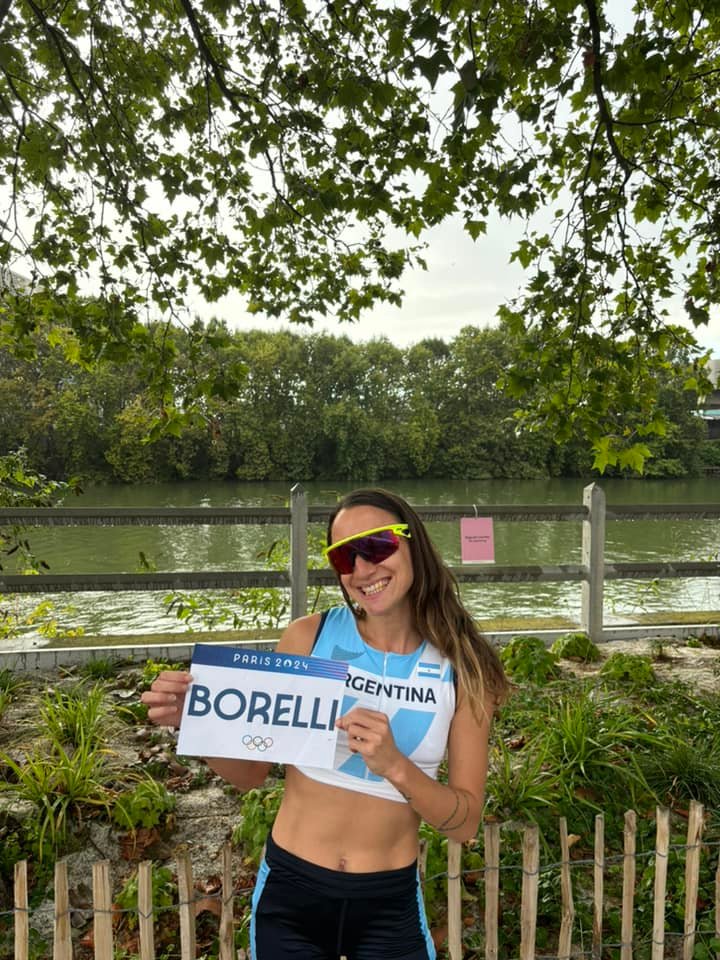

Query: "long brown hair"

xmin=326 ymin=488 xmax=509 ymax=713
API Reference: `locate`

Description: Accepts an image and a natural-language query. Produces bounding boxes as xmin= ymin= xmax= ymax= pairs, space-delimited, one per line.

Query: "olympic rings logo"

xmin=242 ymin=734 xmax=274 ymax=752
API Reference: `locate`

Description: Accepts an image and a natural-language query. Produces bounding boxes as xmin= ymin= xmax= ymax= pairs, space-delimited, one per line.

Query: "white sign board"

xmin=176 ymin=644 xmax=348 ymax=768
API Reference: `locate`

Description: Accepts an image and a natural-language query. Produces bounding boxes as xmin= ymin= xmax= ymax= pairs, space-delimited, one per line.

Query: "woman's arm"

xmin=140 ymin=613 xmax=321 ymax=791
xmin=336 ymin=688 xmax=495 ymax=843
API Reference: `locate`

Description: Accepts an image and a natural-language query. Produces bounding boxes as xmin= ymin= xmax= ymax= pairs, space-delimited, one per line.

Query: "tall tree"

xmin=1 ymin=1 xmax=717 ymax=468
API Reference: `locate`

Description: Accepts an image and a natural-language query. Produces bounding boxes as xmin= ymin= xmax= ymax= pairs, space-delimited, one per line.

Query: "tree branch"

xmin=584 ymin=0 xmax=632 ymax=180
xmin=176 ymin=0 xmax=253 ymax=115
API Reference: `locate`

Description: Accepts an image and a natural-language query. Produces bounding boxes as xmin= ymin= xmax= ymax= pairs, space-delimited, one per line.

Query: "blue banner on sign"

xmin=191 ymin=644 xmax=348 ymax=681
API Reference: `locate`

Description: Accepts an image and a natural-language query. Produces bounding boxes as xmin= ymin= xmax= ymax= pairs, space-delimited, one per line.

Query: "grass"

xmin=1 ymin=637 xmax=720 ymax=959
xmin=0 ymin=736 xmax=116 ymax=858
xmin=0 ymin=668 xmax=23 ymax=720
xmin=477 ymin=615 xmax=577 ymax=632
xmin=629 ymin=609 xmax=720 ymax=626
xmin=45 ymin=626 xmax=281 ymax=649
xmin=40 ymin=682 xmax=109 ymax=748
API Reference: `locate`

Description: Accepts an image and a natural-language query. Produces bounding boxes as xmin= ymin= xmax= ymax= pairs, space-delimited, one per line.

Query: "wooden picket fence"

xmin=8 ymin=802 xmax=720 ymax=960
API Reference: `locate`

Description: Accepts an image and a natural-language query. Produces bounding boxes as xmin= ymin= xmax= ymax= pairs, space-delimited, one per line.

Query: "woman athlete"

xmin=142 ymin=487 xmax=509 ymax=959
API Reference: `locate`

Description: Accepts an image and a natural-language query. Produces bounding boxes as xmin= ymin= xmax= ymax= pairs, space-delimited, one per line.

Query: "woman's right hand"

xmin=140 ymin=670 xmax=193 ymax=728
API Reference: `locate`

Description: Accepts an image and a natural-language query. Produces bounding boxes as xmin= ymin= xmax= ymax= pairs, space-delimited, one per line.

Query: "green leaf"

xmin=465 ymin=219 xmax=486 ymax=240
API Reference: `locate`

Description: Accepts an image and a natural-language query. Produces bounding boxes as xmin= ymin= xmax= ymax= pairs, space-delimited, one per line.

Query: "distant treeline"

xmin=0 ymin=322 xmax=712 ymax=483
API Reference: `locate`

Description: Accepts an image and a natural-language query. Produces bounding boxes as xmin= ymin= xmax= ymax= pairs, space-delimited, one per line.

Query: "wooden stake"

xmin=652 ymin=807 xmax=670 ymax=960
xmin=14 ymin=860 xmax=28 ymax=960
xmin=53 ymin=860 xmax=72 ymax=960
xmin=519 ymin=824 xmax=539 ymax=960
xmin=92 ymin=860 xmax=113 ymax=960
xmin=177 ymin=854 xmax=196 ymax=960
xmin=683 ymin=801 xmax=704 ymax=960
xmin=219 ymin=842 xmax=235 ymax=960
xmin=621 ymin=810 xmax=637 ymax=960
xmin=484 ymin=822 xmax=500 ymax=960
xmin=447 ymin=839 xmax=463 ymax=960
xmin=593 ymin=813 xmax=605 ymax=960
xmin=558 ymin=818 xmax=575 ymax=960
xmin=138 ymin=860 xmax=155 ymax=960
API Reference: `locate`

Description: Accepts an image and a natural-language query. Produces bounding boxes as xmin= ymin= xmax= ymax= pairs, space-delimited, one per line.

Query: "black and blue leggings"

xmin=250 ymin=832 xmax=436 ymax=959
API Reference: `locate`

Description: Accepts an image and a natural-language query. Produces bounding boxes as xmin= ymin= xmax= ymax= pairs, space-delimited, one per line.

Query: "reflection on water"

xmin=4 ymin=477 xmax=719 ymax=650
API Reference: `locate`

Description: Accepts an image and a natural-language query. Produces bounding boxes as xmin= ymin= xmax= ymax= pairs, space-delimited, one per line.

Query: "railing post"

xmin=290 ymin=483 xmax=308 ymax=621
xmin=581 ymin=483 xmax=605 ymax=644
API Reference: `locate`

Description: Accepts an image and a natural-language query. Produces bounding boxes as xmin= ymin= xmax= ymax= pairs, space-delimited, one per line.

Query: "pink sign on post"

xmin=460 ymin=517 xmax=495 ymax=564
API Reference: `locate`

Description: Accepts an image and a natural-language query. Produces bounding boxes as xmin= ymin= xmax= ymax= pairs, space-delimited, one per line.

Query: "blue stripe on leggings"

xmin=415 ymin=870 xmax=436 ymax=959
xmin=250 ymin=856 xmax=270 ymax=959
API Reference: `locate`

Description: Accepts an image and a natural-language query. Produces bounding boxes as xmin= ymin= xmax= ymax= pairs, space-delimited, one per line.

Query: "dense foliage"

xmin=2 ymin=646 xmax=720 ymax=958
xmin=0 ymin=321 xmax=709 ymax=483
xmin=1 ymin=1 xmax=718 ymax=469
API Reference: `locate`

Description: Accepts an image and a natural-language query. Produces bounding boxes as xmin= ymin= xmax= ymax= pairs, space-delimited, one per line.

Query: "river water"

xmin=3 ymin=477 xmax=719 ymax=649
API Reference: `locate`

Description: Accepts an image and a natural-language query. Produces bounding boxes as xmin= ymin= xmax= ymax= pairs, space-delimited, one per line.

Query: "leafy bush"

xmin=112 ymin=778 xmax=177 ymax=832
xmin=232 ymin=784 xmax=284 ymax=864
xmin=500 ymin=635 xmax=559 ymax=683
xmin=418 ymin=822 xmax=449 ymax=924
xmin=0 ymin=668 xmax=22 ymax=697
xmin=140 ymin=658 xmax=187 ymax=690
xmin=114 ymin=864 xmax=176 ymax=932
xmin=115 ymin=700 xmax=149 ymax=725
xmin=599 ymin=652 xmax=655 ymax=688
xmin=0 ymin=668 xmax=23 ymax=720
xmin=550 ymin=632 xmax=600 ymax=662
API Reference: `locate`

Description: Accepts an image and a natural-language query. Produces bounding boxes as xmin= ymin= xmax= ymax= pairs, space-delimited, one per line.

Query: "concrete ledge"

xmin=1 ymin=623 xmax=717 ymax=672
xmin=0 ymin=637 xmax=276 ymax=673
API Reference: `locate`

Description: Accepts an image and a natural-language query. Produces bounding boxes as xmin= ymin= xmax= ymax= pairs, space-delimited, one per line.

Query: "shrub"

xmin=114 ymin=863 xmax=176 ymax=932
xmin=141 ymin=658 xmax=186 ymax=690
xmin=550 ymin=632 xmax=600 ymax=662
xmin=112 ymin=778 xmax=177 ymax=832
xmin=500 ymin=635 xmax=559 ymax=683
xmin=232 ymin=784 xmax=284 ymax=864
xmin=599 ymin=652 xmax=655 ymax=688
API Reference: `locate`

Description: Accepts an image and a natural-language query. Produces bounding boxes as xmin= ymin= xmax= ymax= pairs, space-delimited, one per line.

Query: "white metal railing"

xmin=1 ymin=483 xmax=719 ymax=647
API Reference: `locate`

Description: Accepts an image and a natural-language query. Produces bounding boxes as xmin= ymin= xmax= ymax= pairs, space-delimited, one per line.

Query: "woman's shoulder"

xmin=276 ymin=613 xmax=322 ymax=655
xmin=277 ymin=606 xmax=348 ymax=655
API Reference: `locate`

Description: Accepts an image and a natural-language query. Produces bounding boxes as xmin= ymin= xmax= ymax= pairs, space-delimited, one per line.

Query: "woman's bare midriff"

xmin=270 ymin=766 xmax=422 ymax=872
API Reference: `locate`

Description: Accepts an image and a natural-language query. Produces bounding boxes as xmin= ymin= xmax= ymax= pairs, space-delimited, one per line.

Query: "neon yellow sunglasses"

xmin=323 ymin=523 xmax=411 ymax=575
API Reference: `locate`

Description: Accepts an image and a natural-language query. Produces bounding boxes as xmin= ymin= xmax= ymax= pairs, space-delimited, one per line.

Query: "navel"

xmin=337 ymin=857 xmax=347 ymax=871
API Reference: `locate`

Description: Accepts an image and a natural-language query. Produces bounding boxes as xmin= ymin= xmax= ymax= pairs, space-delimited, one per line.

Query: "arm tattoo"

xmin=436 ymin=788 xmax=460 ymax=831
xmin=437 ymin=789 xmax=470 ymax=833
xmin=451 ymin=791 xmax=470 ymax=831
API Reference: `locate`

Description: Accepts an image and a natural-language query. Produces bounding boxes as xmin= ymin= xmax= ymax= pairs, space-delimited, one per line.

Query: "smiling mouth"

xmin=360 ymin=578 xmax=390 ymax=597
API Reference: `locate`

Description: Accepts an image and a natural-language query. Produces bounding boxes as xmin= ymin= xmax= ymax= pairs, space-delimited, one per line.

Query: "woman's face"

xmin=329 ymin=504 xmax=414 ymax=618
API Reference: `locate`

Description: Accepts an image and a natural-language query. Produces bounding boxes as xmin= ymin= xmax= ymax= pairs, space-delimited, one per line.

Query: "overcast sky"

xmin=197 ymin=210 xmax=720 ymax=361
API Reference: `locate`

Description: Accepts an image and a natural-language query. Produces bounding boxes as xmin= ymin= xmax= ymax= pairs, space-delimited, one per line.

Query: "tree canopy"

xmin=1 ymin=0 xmax=718 ymax=469
xmin=0 ymin=322 xmax=710 ymax=484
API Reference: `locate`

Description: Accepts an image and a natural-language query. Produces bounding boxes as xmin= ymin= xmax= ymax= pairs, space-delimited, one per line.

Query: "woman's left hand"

xmin=336 ymin=707 xmax=402 ymax=779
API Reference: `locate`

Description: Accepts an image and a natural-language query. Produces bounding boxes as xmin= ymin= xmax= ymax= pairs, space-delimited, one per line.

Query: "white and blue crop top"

xmin=294 ymin=605 xmax=456 ymax=803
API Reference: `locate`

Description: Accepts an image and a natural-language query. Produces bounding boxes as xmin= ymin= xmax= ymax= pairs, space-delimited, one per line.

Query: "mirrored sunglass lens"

xmin=329 ymin=531 xmax=400 ymax=573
